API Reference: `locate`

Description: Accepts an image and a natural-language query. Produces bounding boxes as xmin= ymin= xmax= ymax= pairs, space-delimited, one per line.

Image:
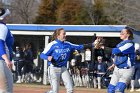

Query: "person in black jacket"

xmin=22 ymin=43 xmax=34 ymax=82
xmin=14 ymin=46 xmax=24 ymax=83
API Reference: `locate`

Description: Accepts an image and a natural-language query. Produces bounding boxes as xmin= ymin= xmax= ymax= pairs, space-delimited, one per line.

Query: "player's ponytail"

xmin=125 ymin=26 xmax=135 ymax=40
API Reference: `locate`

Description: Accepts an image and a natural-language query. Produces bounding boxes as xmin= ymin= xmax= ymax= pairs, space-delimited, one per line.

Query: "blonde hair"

xmin=51 ymin=28 xmax=64 ymax=41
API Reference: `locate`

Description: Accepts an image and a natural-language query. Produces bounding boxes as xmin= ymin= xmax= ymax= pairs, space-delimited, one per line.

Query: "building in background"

xmin=0 ymin=0 xmax=11 ymax=6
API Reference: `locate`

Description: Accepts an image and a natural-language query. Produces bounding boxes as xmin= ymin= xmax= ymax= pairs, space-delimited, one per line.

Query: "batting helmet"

xmin=0 ymin=8 xmax=10 ymax=20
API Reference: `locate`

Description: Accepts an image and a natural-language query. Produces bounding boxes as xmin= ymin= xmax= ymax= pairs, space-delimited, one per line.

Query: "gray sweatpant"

xmin=0 ymin=60 xmax=13 ymax=93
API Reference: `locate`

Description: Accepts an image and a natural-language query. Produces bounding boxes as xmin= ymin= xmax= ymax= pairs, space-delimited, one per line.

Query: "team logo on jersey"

xmin=55 ymin=48 xmax=70 ymax=53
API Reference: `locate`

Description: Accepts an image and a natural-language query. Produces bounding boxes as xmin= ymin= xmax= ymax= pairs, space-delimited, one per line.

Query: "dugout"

xmin=8 ymin=24 xmax=140 ymax=52
xmin=7 ymin=24 xmax=140 ymax=85
xmin=8 ymin=24 xmax=127 ymax=49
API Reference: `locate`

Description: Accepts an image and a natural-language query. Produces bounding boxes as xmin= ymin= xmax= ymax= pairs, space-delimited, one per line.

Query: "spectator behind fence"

xmin=14 ymin=46 xmax=24 ymax=83
xmin=22 ymin=43 xmax=34 ymax=82
xmin=94 ymin=56 xmax=107 ymax=89
xmin=85 ymin=48 xmax=91 ymax=62
xmin=86 ymin=49 xmax=95 ymax=88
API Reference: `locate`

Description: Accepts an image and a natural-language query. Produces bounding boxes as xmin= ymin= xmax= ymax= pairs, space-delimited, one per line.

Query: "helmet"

xmin=71 ymin=59 xmax=76 ymax=66
xmin=0 ymin=8 xmax=10 ymax=20
xmin=135 ymin=43 xmax=140 ymax=51
xmin=16 ymin=46 xmax=19 ymax=49
xmin=97 ymin=56 xmax=103 ymax=60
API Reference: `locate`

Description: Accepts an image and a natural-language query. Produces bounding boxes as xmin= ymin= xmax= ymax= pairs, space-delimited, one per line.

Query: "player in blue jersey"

xmin=40 ymin=28 xmax=93 ymax=93
xmin=0 ymin=8 xmax=14 ymax=93
xmin=130 ymin=43 xmax=140 ymax=92
xmin=107 ymin=27 xmax=135 ymax=93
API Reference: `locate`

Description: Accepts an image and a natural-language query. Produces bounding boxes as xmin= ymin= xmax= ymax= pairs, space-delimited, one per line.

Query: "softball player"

xmin=107 ymin=27 xmax=135 ymax=93
xmin=0 ymin=8 xmax=14 ymax=93
xmin=40 ymin=28 xmax=93 ymax=93
xmin=130 ymin=43 xmax=140 ymax=92
xmin=14 ymin=46 xmax=24 ymax=83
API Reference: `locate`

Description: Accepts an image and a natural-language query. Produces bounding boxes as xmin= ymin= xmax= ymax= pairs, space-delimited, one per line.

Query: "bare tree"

xmin=83 ymin=0 xmax=95 ymax=24
xmin=83 ymin=0 xmax=140 ymax=26
xmin=104 ymin=0 xmax=140 ymax=26
xmin=83 ymin=0 xmax=112 ymax=25
xmin=10 ymin=0 xmax=40 ymax=24
xmin=0 ymin=1 xmax=3 ymax=7
xmin=7 ymin=0 xmax=140 ymax=27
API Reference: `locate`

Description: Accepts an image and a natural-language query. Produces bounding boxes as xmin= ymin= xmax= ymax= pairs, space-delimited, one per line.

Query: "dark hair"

xmin=0 ymin=8 xmax=5 ymax=16
xmin=125 ymin=26 xmax=135 ymax=40
xmin=25 ymin=43 xmax=32 ymax=50
xmin=51 ymin=28 xmax=64 ymax=41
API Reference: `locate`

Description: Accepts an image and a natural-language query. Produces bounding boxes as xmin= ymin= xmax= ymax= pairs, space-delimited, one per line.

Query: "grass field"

xmin=13 ymin=83 xmax=140 ymax=93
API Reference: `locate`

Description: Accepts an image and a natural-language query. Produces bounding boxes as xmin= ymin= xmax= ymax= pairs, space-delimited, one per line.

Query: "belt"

xmin=122 ymin=67 xmax=130 ymax=69
xmin=50 ymin=64 xmax=66 ymax=68
xmin=54 ymin=65 xmax=63 ymax=68
xmin=14 ymin=60 xmax=23 ymax=62
xmin=118 ymin=66 xmax=131 ymax=69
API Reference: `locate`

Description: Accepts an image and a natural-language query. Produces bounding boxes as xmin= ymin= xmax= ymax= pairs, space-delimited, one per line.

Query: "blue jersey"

xmin=0 ymin=22 xmax=14 ymax=61
xmin=112 ymin=40 xmax=135 ymax=68
xmin=95 ymin=62 xmax=107 ymax=73
xmin=14 ymin=50 xmax=24 ymax=61
xmin=40 ymin=39 xmax=84 ymax=67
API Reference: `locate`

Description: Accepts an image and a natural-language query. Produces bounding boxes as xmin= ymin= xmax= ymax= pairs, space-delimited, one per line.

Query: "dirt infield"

xmin=13 ymin=83 xmax=139 ymax=93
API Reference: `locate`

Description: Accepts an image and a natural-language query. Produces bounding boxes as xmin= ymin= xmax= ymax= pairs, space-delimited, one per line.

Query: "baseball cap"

xmin=97 ymin=56 xmax=102 ymax=60
xmin=16 ymin=46 xmax=19 ymax=49
xmin=0 ymin=8 xmax=10 ymax=20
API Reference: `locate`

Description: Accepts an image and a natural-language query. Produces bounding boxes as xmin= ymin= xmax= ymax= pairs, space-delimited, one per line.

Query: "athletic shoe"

xmin=16 ymin=80 xmax=21 ymax=83
xmin=136 ymin=88 xmax=140 ymax=91
xmin=98 ymin=86 xmax=101 ymax=89
xmin=130 ymin=89 xmax=134 ymax=92
xmin=44 ymin=90 xmax=53 ymax=93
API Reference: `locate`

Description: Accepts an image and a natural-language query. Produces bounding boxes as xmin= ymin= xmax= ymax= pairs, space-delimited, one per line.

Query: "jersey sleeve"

xmin=0 ymin=40 xmax=6 ymax=57
xmin=66 ymin=41 xmax=84 ymax=51
xmin=0 ymin=24 xmax=8 ymax=41
xmin=0 ymin=24 xmax=8 ymax=57
xmin=40 ymin=42 xmax=54 ymax=60
xmin=112 ymin=43 xmax=133 ymax=55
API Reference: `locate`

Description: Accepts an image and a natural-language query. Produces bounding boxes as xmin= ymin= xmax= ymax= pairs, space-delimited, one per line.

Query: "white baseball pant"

xmin=110 ymin=66 xmax=134 ymax=86
xmin=0 ymin=60 xmax=13 ymax=93
xmin=47 ymin=65 xmax=73 ymax=93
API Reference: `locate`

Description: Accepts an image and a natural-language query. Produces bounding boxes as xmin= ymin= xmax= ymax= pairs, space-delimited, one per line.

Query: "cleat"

xmin=136 ymin=89 xmax=140 ymax=91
